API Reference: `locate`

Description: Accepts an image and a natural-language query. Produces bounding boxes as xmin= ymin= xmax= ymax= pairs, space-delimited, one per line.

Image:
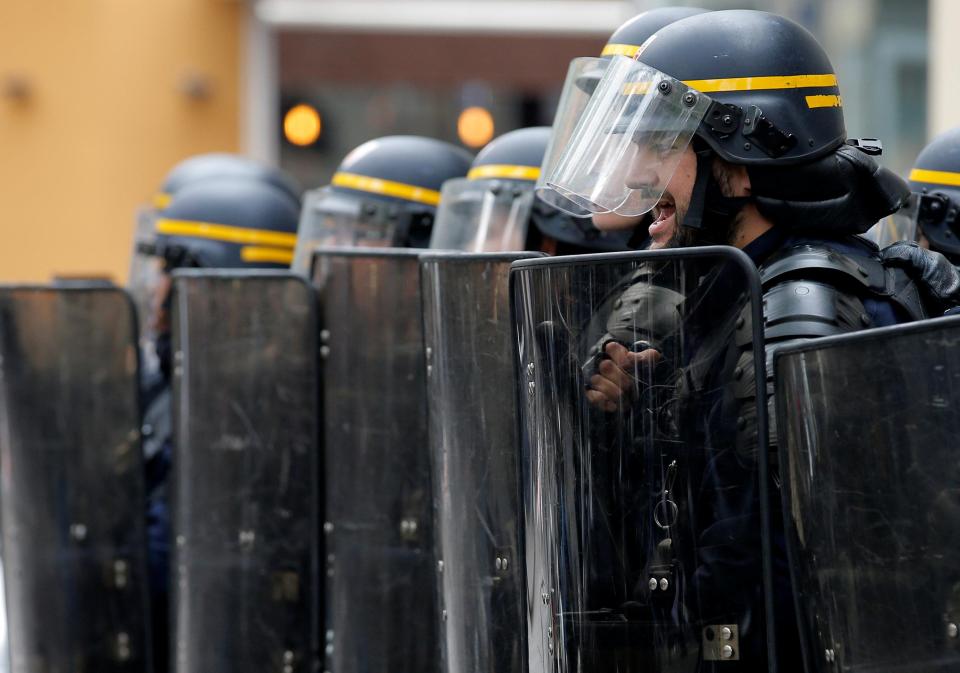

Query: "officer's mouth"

xmin=649 ymin=196 xmax=676 ymax=240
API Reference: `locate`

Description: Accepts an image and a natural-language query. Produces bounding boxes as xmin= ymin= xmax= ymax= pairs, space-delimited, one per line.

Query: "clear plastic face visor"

xmin=537 ymin=57 xmax=608 ymax=217
xmin=540 ymin=55 xmax=712 ymax=217
xmin=863 ymin=193 xmax=920 ymax=249
xmin=291 ymin=187 xmax=398 ymax=274
xmin=429 ymin=178 xmax=533 ymax=252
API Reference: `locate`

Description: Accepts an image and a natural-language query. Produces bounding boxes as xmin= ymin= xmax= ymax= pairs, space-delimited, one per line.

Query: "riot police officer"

xmin=535 ymin=9 xmax=932 ymax=670
xmin=131 ymin=167 xmax=301 ymax=672
xmin=291 ymin=135 xmax=472 ymax=271
xmin=903 ymin=127 xmax=960 ymax=260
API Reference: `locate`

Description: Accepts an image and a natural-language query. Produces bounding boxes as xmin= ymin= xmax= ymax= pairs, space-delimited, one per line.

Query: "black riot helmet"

xmin=540 ymin=10 xmax=910 ymax=237
xmin=595 ymin=6 xmax=709 ymax=68
xmin=148 ymin=178 xmax=300 ymax=269
xmin=908 ymin=127 xmax=960 ymax=262
xmin=152 ymin=153 xmax=301 ymax=210
xmin=292 ymin=136 xmax=473 ymax=271
xmin=429 ymin=127 xmax=631 ymax=252
xmin=130 ymin=153 xmax=302 ymax=292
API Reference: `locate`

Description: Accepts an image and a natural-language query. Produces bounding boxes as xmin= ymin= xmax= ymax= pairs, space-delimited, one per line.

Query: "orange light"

xmin=457 ymin=106 xmax=494 ymax=148
xmin=284 ymin=104 xmax=322 ymax=147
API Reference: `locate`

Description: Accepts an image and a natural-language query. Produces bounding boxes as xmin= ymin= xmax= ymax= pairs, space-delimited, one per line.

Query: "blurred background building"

xmin=0 ymin=0 xmax=952 ymax=282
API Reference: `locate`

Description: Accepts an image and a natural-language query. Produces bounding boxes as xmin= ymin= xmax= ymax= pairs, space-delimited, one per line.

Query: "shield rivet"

xmin=649 ymin=578 xmax=658 ymax=591
xmin=721 ymin=626 xmax=733 ymax=641
xmin=948 ymin=623 xmax=959 ymax=639
xmin=437 ymin=560 xmax=444 ymax=572
xmin=495 ymin=558 xmax=503 ymax=571
xmin=117 ymin=632 xmax=131 ymax=661
xmin=659 ymin=578 xmax=669 ymax=591
xmin=70 ymin=523 xmax=88 ymax=542
xmin=284 ymin=650 xmax=295 ymax=663
xmin=114 ymin=559 xmax=129 ymax=588
xmin=722 ymin=645 xmax=735 ymax=659
xmin=825 ymin=649 xmax=836 ymax=663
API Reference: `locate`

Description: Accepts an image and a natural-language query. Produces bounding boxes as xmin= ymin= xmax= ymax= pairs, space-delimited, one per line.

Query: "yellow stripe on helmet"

xmin=682 ymin=73 xmax=838 ymax=93
xmin=601 ymin=43 xmax=641 ymax=58
xmin=332 ymin=171 xmax=442 ymax=206
xmin=622 ymin=73 xmax=838 ymax=97
xmin=240 ymin=246 xmax=295 ymax=265
xmin=467 ymin=164 xmax=541 ymax=182
xmin=909 ymin=168 xmax=960 ymax=188
xmin=155 ymin=219 xmax=298 ymax=248
xmin=805 ymin=94 xmax=843 ymax=109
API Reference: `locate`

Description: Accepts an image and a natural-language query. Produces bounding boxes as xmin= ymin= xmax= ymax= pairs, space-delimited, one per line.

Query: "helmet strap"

xmin=682 ymin=146 xmax=752 ymax=245
xmin=680 ymin=147 xmax=715 ymax=230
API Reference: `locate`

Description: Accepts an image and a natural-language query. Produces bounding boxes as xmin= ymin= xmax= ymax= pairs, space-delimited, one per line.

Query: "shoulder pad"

xmin=760 ymin=243 xmax=886 ymax=294
xmin=763 ymin=279 xmax=871 ymax=342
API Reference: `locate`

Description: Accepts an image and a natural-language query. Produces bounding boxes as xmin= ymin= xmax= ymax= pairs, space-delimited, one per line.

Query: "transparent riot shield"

xmin=512 ymin=248 xmax=776 ymax=673
xmin=311 ymin=248 xmax=437 ymax=673
xmin=170 ymin=270 xmax=319 ymax=673
xmin=0 ymin=285 xmax=151 ymax=672
xmin=421 ymin=252 xmax=544 ymax=673
xmin=775 ymin=315 xmax=960 ymax=673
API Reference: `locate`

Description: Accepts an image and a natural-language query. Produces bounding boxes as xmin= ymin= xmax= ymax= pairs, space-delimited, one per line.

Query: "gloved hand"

xmin=880 ymin=241 xmax=960 ymax=305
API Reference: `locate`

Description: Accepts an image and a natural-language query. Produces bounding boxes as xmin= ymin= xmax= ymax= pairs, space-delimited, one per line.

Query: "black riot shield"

xmin=0 ymin=285 xmax=151 ymax=672
xmin=170 ymin=270 xmax=319 ymax=673
xmin=420 ymin=252 xmax=544 ymax=673
xmin=511 ymin=248 xmax=777 ymax=673
xmin=311 ymin=248 xmax=437 ymax=673
xmin=775 ymin=315 xmax=960 ymax=673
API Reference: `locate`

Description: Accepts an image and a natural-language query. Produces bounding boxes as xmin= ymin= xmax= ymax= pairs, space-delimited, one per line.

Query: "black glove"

xmin=880 ymin=241 xmax=960 ymax=305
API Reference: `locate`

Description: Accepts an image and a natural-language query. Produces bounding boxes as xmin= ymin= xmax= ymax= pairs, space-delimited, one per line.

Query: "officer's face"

xmin=149 ymin=271 xmax=172 ymax=337
xmin=624 ymin=145 xmax=698 ymax=249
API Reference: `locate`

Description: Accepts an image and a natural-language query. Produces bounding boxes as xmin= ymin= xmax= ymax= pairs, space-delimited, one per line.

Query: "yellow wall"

xmin=0 ymin=0 xmax=244 ymax=282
